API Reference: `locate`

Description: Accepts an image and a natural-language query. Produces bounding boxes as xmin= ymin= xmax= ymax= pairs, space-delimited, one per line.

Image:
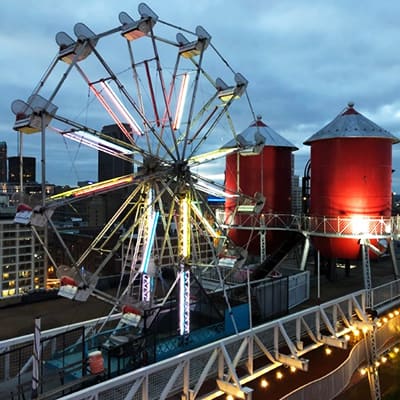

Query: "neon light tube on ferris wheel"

xmin=62 ymin=130 xmax=133 ymax=155
xmin=188 ymin=147 xmax=238 ymax=165
xmin=72 ymin=175 xmax=134 ymax=198
xmin=193 ymin=181 xmax=239 ymax=199
xmin=173 ymin=73 xmax=190 ymax=130
xmin=49 ymin=175 xmax=134 ymax=200
xmin=99 ymin=81 xmax=143 ymax=136
xmin=181 ymin=196 xmax=190 ymax=258
xmin=88 ymin=83 xmax=133 ymax=141
xmin=140 ymin=211 xmax=159 ymax=274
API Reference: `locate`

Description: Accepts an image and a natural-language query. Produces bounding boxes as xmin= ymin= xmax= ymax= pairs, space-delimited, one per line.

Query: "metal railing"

xmin=0 ymin=327 xmax=86 ymax=400
xmin=281 ymin=316 xmax=400 ymax=400
xmin=1 ymin=279 xmax=393 ymax=400
xmin=223 ymin=213 xmax=400 ymax=239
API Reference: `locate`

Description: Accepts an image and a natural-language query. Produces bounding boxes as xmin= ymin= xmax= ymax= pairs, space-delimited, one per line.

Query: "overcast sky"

xmin=2 ymin=0 xmax=400 ymax=191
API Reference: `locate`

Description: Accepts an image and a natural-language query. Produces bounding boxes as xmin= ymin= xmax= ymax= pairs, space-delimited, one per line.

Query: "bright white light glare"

xmin=173 ymin=73 xmax=190 ymax=130
xmin=62 ymin=130 xmax=133 ymax=155
xmin=325 ymin=347 xmax=332 ymax=355
xmin=260 ymin=379 xmax=269 ymax=388
xmin=337 ymin=263 xmax=357 ymax=270
xmin=351 ymin=215 xmax=369 ymax=235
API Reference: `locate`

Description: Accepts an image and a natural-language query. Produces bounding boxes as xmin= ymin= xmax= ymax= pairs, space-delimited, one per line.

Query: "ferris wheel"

xmin=11 ymin=3 xmax=257 ymax=337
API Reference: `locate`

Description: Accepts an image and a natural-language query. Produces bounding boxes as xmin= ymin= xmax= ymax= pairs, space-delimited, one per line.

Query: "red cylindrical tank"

xmin=304 ymin=102 xmax=398 ymax=260
xmin=224 ymin=116 xmax=297 ymax=255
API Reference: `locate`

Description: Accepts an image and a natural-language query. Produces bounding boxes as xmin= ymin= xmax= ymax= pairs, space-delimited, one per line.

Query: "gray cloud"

xmin=1 ymin=0 xmax=400 ymax=191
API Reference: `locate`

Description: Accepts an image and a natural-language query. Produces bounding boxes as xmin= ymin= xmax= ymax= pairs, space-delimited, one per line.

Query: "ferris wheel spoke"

xmin=188 ymin=102 xmax=235 ymax=160
xmin=146 ymin=27 xmax=183 ymax=160
xmin=186 ymin=102 xmax=219 ymax=146
xmin=154 ymin=180 xmax=181 ymax=265
xmin=74 ymin=181 xmax=145 ymax=268
xmin=47 ymin=174 xmax=136 ymax=207
xmin=92 ymin=44 xmax=179 ymax=161
xmin=181 ymin=44 xmax=208 ymax=160
xmin=29 ymin=55 xmax=60 ymax=103
xmin=152 ymin=50 xmax=183 ymax=159
xmin=48 ymin=44 xmax=89 ymax=104
xmin=191 ymin=172 xmax=241 ymax=200
xmin=126 ymin=42 xmax=150 ymax=149
xmin=50 ymin=113 xmax=150 ymax=161
xmin=189 ymin=73 xmax=249 ymax=158
xmin=187 ymin=147 xmax=239 ymax=168
xmin=189 ymin=189 xmax=219 ymax=240
xmin=173 ymin=55 xmax=219 ymax=147
xmin=141 ymin=59 xmax=158 ymax=152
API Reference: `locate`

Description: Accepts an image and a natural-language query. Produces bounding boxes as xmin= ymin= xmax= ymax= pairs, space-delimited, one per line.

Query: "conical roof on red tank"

xmin=303 ymin=102 xmax=399 ymax=145
xmin=222 ymin=115 xmax=298 ymax=150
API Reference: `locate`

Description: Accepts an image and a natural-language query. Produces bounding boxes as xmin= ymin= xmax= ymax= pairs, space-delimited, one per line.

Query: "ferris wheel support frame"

xmin=11 ymin=2 xmax=258 ymax=344
xmin=178 ymin=191 xmax=191 ymax=337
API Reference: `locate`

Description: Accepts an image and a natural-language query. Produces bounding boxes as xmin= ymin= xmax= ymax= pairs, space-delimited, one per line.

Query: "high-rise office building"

xmin=0 ymin=142 xmax=7 ymax=182
xmin=98 ymin=124 xmax=133 ymax=182
xmin=0 ymin=218 xmax=45 ymax=298
xmin=8 ymin=156 xmax=36 ymax=183
xmin=97 ymin=124 xmax=133 ymax=224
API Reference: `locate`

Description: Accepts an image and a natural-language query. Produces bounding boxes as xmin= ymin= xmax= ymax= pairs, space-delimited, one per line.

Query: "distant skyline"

xmin=2 ymin=1 xmax=400 ymax=190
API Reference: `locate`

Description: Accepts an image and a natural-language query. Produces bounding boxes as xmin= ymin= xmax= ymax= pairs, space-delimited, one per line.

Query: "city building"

xmin=98 ymin=124 xmax=133 ymax=182
xmin=0 ymin=146 xmax=55 ymax=301
xmin=97 ymin=123 xmax=134 ymax=224
xmin=8 ymin=156 xmax=36 ymax=183
xmin=0 ymin=142 xmax=7 ymax=182
xmin=292 ymin=174 xmax=302 ymax=215
xmin=1 ymin=182 xmax=55 ymax=208
xmin=0 ymin=212 xmax=45 ymax=299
